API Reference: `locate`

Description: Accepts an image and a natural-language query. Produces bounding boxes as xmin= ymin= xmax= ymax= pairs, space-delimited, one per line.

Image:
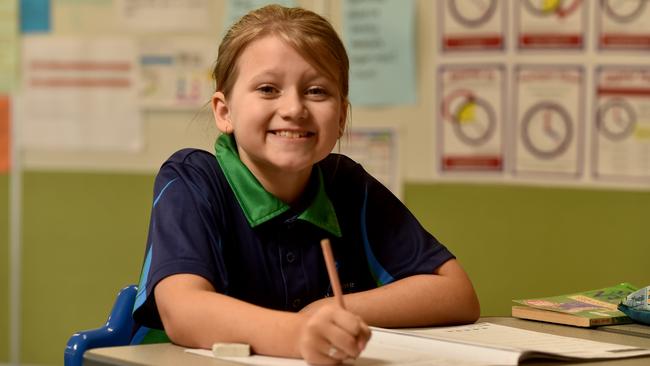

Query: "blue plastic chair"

xmin=64 ymin=285 xmax=168 ymax=366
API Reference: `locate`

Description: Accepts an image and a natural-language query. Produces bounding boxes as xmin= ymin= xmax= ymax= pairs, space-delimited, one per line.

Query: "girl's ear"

xmin=212 ymin=91 xmax=233 ymax=134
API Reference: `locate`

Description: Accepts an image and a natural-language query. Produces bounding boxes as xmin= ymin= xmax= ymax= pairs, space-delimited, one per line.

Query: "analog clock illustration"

xmin=448 ymin=0 xmax=498 ymax=27
xmin=521 ymin=102 xmax=573 ymax=159
xmin=523 ymin=0 xmax=582 ymax=17
xmin=451 ymin=96 xmax=497 ymax=146
xmin=597 ymin=98 xmax=636 ymax=141
xmin=602 ymin=0 xmax=647 ymax=23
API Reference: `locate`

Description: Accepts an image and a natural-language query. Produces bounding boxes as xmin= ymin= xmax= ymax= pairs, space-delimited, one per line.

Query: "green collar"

xmin=215 ymin=134 xmax=341 ymax=237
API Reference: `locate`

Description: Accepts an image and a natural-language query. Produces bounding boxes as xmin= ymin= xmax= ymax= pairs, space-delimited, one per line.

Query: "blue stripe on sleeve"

xmin=133 ymin=245 xmax=152 ymax=312
xmin=153 ymin=178 xmax=178 ymax=207
xmin=133 ymin=178 xmax=178 ymax=313
xmin=360 ymin=185 xmax=395 ymax=286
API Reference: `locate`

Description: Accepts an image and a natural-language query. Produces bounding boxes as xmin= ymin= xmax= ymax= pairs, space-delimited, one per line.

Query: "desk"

xmin=84 ymin=317 xmax=650 ymax=366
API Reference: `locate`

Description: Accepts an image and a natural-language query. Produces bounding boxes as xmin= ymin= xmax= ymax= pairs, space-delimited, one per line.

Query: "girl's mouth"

xmin=271 ymin=130 xmax=314 ymax=138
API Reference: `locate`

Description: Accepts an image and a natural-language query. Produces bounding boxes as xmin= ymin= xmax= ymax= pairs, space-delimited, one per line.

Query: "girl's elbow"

xmin=465 ymin=294 xmax=481 ymax=323
xmin=461 ymin=286 xmax=481 ymax=323
xmin=159 ymin=310 xmax=204 ymax=348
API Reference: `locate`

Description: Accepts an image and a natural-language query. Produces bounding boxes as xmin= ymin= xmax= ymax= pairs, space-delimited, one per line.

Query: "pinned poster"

xmin=343 ymin=0 xmax=416 ymax=106
xmin=139 ymin=38 xmax=216 ymax=109
xmin=21 ymin=36 xmax=141 ymax=151
xmin=0 ymin=95 xmax=9 ymax=172
xmin=338 ymin=127 xmax=401 ymax=198
xmin=440 ymin=0 xmax=505 ymax=52
xmin=225 ymin=0 xmax=296 ymax=29
xmin=115 ymin=0 xmax=210 ymax=31
xmin=438 ymin=64 xmax=505 ymax=172
xmin=20 ymin=0 xmax=51 ymax=33
xmin=513 ymin=65 xmax=584 ymax=177
xmin=516 ymin=0 xmax=586 ymax=50
xmin=597 ymin=0 xmax=650 ymax=51
xmin=594 ymin=66 xmax=650 ymax=182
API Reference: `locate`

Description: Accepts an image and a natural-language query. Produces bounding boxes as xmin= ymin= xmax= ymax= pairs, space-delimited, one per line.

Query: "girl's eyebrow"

xmin=247 ymin=70 xmax=332 ymax=85
xmin=247 ymin=70 xmax=282 ymax=82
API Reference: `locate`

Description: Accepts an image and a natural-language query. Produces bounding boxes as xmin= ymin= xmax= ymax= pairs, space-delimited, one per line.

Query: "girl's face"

xmin=212 ymin=35 xmax=346 ymax=180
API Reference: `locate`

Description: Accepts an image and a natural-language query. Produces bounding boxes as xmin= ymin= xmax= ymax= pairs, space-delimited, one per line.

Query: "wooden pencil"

xmin=320 ymin=238 xmax=346 ymax=309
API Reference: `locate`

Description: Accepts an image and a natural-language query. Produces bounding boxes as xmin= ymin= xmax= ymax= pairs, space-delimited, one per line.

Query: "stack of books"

xmin=512 ymin=283 xmax=638 ymax=327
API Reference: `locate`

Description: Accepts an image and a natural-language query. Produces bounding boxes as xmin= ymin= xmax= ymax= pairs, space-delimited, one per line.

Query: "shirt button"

xmin=292 ymin=298 xmax=302 ymax=309
xmin=286 ymin=252 xmax=296 ymax=263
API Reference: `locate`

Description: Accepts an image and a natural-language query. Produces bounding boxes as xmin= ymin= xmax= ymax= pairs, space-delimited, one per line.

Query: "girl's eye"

xmin=257 ymin=85 xmax=278 ymax=95
xmin=306 ymin=87 xmax=327 ymax=97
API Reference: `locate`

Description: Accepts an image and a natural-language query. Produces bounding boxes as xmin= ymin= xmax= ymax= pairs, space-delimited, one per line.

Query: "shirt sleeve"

xmin=365 ymin=173 xmax=455 ymax=283
xmin=133 ymin=150 xmax=228 ymax=329
xmin=332 ymin=156 xmax=455 ymax=285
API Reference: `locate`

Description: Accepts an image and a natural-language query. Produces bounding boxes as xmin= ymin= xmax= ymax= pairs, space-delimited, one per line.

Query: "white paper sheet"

xmin=139 ymin=37 xmax=216 ymax=109
xmin=20 ymin=36 xmax=142 ymax=151
xmin=185 ymin=322 xmax=650 ymax=365
xmin=115 ymin=0 xmax=210 ymax=31
xmin=404 ymin=322 xmax=650 ymax=360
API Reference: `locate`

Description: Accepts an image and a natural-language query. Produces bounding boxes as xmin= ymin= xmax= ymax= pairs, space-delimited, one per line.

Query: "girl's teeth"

xmin=275 ymin=131 xmax=307 ymax=138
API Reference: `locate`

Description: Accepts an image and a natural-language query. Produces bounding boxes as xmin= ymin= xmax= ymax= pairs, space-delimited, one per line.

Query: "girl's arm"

xmin=154 ymin=273 xmax=371 ymax=364
xmin=303 ymin=259 xmax=480 ymax=327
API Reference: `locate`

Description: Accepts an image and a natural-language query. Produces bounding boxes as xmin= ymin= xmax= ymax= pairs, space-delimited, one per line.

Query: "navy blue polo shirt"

xmin=133 ymin=134 xmax=454 ymax=330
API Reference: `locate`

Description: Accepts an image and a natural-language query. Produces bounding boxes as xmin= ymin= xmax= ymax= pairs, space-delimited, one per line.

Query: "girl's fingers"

xmin=330 ymin=311 xmax=372 ymax=352
xmin=299 ymin=304 xmax=371 ymax=364
xmin=323 ymin=323 xmax=361 ymax=359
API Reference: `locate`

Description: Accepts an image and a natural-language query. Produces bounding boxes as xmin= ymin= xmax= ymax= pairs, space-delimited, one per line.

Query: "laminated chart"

xmin=20 ymin=37 xmax=141 ymax=151
xmin=594 ymin=66 xmax=650 ymax=182
xmin=139 ymin=38 xmax=216 ymax=109
xmin=438 ymin=65 xmax=505 ymax=172
xmin=513 ymin=65 xmax=584 ymax=176
xmin=516 ymin=0 xmax=586 ymax=50
xmin=338 ymin=128 xmax=400 ymax=197
xmin=597 ymin=0 xmax=650 ymax=50
xmin=440 ymin=0 xmax=505 ymax=52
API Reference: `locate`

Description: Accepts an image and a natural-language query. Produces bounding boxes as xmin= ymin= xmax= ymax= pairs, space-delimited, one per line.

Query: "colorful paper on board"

xmin=20 ymin=0 xmax=51 ymax=33
xmin=344 ymin=0 xmax=416 ymax=106
xmin=0 ymin=95 xmax=10 ymax=172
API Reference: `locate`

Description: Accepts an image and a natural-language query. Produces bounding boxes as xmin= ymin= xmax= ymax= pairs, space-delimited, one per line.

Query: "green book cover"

xmin=513 ymin=283 xmax=638 ymax=325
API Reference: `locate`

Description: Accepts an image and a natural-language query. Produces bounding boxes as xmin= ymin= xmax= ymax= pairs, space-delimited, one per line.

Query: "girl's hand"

xmin=296 ymin=303 xmax=371 ymax=365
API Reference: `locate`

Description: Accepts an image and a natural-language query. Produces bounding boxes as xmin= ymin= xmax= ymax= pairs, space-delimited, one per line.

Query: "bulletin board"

xmin=8 ymin=0 xmax=650 ymax=191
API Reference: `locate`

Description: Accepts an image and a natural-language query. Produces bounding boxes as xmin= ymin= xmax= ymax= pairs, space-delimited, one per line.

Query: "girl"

xmin=133 ymin=5 xmax=479 ymax=365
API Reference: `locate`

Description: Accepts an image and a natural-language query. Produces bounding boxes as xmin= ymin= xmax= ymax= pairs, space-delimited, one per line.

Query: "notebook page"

xmin=186 ymin=329 xmax=497 ymax=365
xmin=401 ymin=322 xmax=650 ymax=360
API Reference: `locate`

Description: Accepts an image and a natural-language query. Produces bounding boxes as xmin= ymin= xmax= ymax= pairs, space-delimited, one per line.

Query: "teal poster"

xmin=343 ymin=0 xmax=416 ymax=106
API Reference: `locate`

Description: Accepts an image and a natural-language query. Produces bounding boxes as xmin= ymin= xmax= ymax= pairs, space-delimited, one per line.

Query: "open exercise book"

xmin=185 ymin=322 xmax=650 ymax=365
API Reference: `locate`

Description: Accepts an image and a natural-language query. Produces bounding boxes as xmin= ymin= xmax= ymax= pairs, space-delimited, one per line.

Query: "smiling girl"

xmin=133 ymin=5 xmax=479 ymax=365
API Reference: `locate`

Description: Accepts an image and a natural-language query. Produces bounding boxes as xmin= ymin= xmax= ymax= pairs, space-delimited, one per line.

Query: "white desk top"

xmin=83 ymin=317 xmax=650 ymax=366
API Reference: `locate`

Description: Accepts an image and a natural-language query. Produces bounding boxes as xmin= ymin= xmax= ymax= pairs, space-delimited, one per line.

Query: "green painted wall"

xmin=7 ymin=172 xmax=650 ymax=365
xmin=405 ymin=183 xmax=650 ymax=317
xmin=1 ymin=175 xmax=8 ymax=363
xmin=21 ymin=172 xmax=153 ymax=365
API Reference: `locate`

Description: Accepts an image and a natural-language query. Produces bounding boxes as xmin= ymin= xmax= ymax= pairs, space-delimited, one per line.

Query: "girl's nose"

xmin=278 ymin=91 xmax=308 ymax=120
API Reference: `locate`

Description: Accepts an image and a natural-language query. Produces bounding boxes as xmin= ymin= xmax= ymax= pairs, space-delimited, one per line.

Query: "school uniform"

xmin=133 ymin=134 xmax=454 ymax=330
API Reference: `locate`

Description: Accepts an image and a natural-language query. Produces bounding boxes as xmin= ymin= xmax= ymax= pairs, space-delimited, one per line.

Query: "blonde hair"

xmin=213 ymin=5 xmax=349 ymax=104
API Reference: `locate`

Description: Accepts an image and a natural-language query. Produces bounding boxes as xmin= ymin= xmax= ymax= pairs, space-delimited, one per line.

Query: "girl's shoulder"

xmin=319 ymin=153 xmax=372 ymax=189
xmin=319 ymin=153 xmax=362 ymax=175
xmin=163 ymin=148 xmax=217 ymax=168
xmin=155 ymin=148 xmax=226 ymax=193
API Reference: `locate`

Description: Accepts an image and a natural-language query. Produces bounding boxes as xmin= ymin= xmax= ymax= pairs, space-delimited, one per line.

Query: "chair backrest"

xmin=64 ymin=285 xmax=139 ymax=366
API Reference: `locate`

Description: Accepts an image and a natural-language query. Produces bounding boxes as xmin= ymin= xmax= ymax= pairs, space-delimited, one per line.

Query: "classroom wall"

xmin=8 ymin=173 xmax=649 ymax=365
xmin=406 ymin=183 xmax=650 ymax=316
xmin=4 ymin=1 xmax=650 ymax=365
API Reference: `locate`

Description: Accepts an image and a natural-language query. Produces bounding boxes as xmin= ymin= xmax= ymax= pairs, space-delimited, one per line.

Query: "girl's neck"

xmin=249 ymin=164 xmax=313 ymax=205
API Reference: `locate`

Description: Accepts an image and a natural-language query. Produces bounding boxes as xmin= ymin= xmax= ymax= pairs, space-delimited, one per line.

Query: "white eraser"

xmin=212 ymin=342 xmax=251 ymax=357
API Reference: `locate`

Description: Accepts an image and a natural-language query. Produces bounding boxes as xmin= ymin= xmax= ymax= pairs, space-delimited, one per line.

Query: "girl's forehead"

xmin=236 ymin=36 xmax=322 ymax=76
